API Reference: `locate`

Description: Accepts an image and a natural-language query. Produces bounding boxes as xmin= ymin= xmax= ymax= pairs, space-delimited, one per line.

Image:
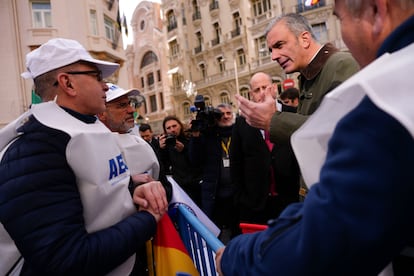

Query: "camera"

xmin=191 ymin=95 xmax=223 ymax=131
xmin=165 ymin=134 xmax=176 ymax=147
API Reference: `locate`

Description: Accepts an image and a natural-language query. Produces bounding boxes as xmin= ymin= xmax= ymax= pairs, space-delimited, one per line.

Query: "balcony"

xmin=209 ymin=1 xmax=219 ymax=17
xmin=252 ymin=11 xmax=273 ymax=25
xmin=229 ymin=0 xmax=239 ymax=7
xmin=192 ymin=11 xmax=201 ymax=21
xmin=192 ymin=11 xmax=201 ymax=26
xmin=210 ymin=37 xmax=220 ymax=47
xmin=193 ymin=45 xmax=202 ymax=54
xmin=167 ymin=22 xmax=177 ymax=32
xmin=230 ymin=27 xmax=241 ymax=38
xmin=209 ymin=1 xmax=219 ymax=11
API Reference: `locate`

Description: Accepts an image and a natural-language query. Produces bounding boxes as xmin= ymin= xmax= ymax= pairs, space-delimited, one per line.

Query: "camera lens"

xmin=165 ymin=134 xmax=176 ymax=147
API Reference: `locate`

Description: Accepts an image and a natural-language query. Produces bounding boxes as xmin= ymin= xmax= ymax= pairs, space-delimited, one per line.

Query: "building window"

xmin=192 ymin=0 xmax=201 ymax=20
xmin=312 ymin=22 xmax=328 ymax=44
xmin=199 ymin=63 xmax=207 ymax=79
xmin=209 ymin=1 xmax=219 ymax=11
xmin=220 ymin=93 xmax=230 ymax=104
xmin=141 ymin=51 xmax=158 ymax=68
xmin=217 ymin=56 xmax=225 ymax=73
xmin=90 ymin=10 xmax=98 ymax=36
xmin=157 ymin=70 xmax=161 ymax=82
xmin=172 ymin=73 xmax=183 ymax=89
xmin=32 ymin=2 xmax=52 ymax=28
xmin=194 ymin=31 xmax=203 ymax=53
xmin=256 ymin=36 xmax=269 ymax=56
xmin=160 ymin=92 xmax=164 ymax=110
xmin=211 ymin=22 xmax=221 ymax=46
xmin=104 ymin=16 xmax=116 ymax=42
xmin=150 ymin=95 xmax=157 ymax=112
xmin=231 ymin=12 xmax=242 ymax=37
xmin=233 ymin=12 xmax=242 ymax=28
xmin=181 ymin=3 xmax=186 ymax=25
xmin=237 ymin=49 xmax=246 ymax=66
xmin=167 ymin=10 xmax=177 ymax=32
xmin=169 ymin=40 xmax=180 ymax=58
xmin=183 ymin=102 xmax=191 ymax=115
xmin=141 ymin=77 xmax=145 ymax=89
xmin=204 ymin=96 xmax=212 ymax=107
xmin=147 ymin=72 xmax=155 ymax=86
xmin=143 ymin=100 xmax=148 ymax=114
xmin=240 ymin=87 xmax=250 ymax=100
xmin=252 ymin=0 xmax=271 ymax=17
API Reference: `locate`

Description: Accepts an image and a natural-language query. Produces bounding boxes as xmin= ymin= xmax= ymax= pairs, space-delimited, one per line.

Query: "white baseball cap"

xmin=21 ymin=38 xmax=119 ymax=79
xmin=105 ymin=83 xmax=140 ymax=102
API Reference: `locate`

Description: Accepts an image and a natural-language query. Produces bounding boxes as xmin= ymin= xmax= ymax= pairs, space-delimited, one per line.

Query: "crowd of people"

xmin=1 ymin=0 xmax=413 ymax=274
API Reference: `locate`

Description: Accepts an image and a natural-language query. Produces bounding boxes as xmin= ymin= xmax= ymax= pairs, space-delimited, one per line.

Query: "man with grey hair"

xmin=237 ymin=13 xmax=359 ymax=200
xmin=217 ymin=1 xmax=414 ymax=275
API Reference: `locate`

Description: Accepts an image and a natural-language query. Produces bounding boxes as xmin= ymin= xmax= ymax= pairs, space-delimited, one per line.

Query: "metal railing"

xmin=171 ymin=204 xmax=224 ymax=276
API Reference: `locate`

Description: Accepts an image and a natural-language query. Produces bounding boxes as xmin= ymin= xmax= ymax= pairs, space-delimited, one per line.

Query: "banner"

xmin=167 ymin=176 xmax=220 ymax=236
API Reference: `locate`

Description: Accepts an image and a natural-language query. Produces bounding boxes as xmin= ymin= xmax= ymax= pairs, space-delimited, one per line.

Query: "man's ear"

xmin=97 ymin=112 xmax=106 ymax=122
xmin=371 ymin=0 xmax=387 ymax=37
xmin=299 ymin=31 xmax=311 ymax=49
xmin=56 ymin=73 xmax=77 ymax=96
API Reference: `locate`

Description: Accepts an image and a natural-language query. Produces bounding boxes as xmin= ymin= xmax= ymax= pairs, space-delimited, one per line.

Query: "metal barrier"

xmin=172 ymin=204 xmax=224 ymax=276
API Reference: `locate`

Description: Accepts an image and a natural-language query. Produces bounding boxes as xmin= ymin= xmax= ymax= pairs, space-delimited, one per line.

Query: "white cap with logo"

xmin=105 ymin=83 xmax=141 ymax=102
xmin=21 ymin=38 xmax=119 ymax=79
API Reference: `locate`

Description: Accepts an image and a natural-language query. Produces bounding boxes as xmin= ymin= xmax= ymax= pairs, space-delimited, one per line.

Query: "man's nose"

xmin=127 ymin=105 xmax=135 ymax=113
xmin=271 ymin=49 xmax=281 ymax=61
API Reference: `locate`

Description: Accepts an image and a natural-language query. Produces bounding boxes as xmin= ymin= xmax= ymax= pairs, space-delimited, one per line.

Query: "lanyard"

xmin=221 ymin=137 xmax=231 ymax=157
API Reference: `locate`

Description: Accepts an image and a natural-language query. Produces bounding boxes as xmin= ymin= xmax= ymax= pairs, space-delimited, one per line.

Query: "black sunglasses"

xmin=53 ymin=70 xmax=103 ymax=86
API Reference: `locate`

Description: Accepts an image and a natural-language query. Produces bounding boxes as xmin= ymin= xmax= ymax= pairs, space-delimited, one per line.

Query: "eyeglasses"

xmin=106 ymin=100 xmax=138 ymax=110
xmin=53 ymin=70 xmax=103 ymax=86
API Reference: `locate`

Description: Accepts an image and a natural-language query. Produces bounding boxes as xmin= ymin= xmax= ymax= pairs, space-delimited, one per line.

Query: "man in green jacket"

xmin=236 ymin=13 xmax=359 ymax=199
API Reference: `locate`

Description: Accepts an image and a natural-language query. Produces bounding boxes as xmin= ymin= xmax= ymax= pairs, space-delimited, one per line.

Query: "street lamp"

xmin=182 ymin=80 xmax=197 ymax=98
xmin=234 ymin=58 xmax=239 ymax=94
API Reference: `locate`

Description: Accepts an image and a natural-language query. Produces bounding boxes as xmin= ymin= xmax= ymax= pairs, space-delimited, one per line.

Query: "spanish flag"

xmin=305 ymin=0 xmax=320 ymax=6
xmin=149 ymin=214 xmax=199 ymax=276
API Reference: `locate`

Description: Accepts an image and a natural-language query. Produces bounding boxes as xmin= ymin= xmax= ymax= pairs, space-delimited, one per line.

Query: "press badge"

xmin=223 ymin=157 xmax=230 ymax=168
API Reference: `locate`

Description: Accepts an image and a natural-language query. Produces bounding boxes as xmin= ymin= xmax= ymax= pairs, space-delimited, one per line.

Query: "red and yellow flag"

xmin=149 ymin=215 xmax=199 ymax=276
xmin=305 ymin=0 xmax=320 ymax=6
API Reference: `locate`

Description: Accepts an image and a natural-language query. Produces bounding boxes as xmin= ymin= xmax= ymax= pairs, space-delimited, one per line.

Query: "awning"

xmin=167 ymin=67 xmax=180 ymax=75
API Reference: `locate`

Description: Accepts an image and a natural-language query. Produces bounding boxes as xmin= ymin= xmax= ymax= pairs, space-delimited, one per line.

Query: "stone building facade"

xmin=128 ymin=0 xmax=346 ymax=133
xmin=0 ymin=0 xmax=128 ymax=128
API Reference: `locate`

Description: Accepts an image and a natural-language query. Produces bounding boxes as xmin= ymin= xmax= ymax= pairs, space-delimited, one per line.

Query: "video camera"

xmin=191 ymin=95 xmax=223 ymax=131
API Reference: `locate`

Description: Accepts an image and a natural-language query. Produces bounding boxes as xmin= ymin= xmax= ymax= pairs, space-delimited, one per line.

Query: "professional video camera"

xmin=191 ymin=95 xmax=223 ymax=131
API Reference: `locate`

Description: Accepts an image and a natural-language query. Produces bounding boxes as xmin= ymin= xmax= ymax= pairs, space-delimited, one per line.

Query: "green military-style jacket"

xmin=270 ymin=43 xmax=359 ymax=144
xmin=270 ymin=43 xmax=359 ymax=199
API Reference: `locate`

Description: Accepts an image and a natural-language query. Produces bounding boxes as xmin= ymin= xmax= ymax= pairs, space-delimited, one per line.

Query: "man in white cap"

xmin=0 ymin=38 xmax=168 ymax=275
xmin=98 ymin=83 xmax=173 ymax=274
xmin=98 ymin=83 xmax=171 ymax=193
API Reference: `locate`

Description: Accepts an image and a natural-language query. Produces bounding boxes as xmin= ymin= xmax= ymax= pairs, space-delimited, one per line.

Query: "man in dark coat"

xmin=189 ymin=103 xmax=238 ymax=243
xmin=231 ymin=72 xmax=299 ymax=224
